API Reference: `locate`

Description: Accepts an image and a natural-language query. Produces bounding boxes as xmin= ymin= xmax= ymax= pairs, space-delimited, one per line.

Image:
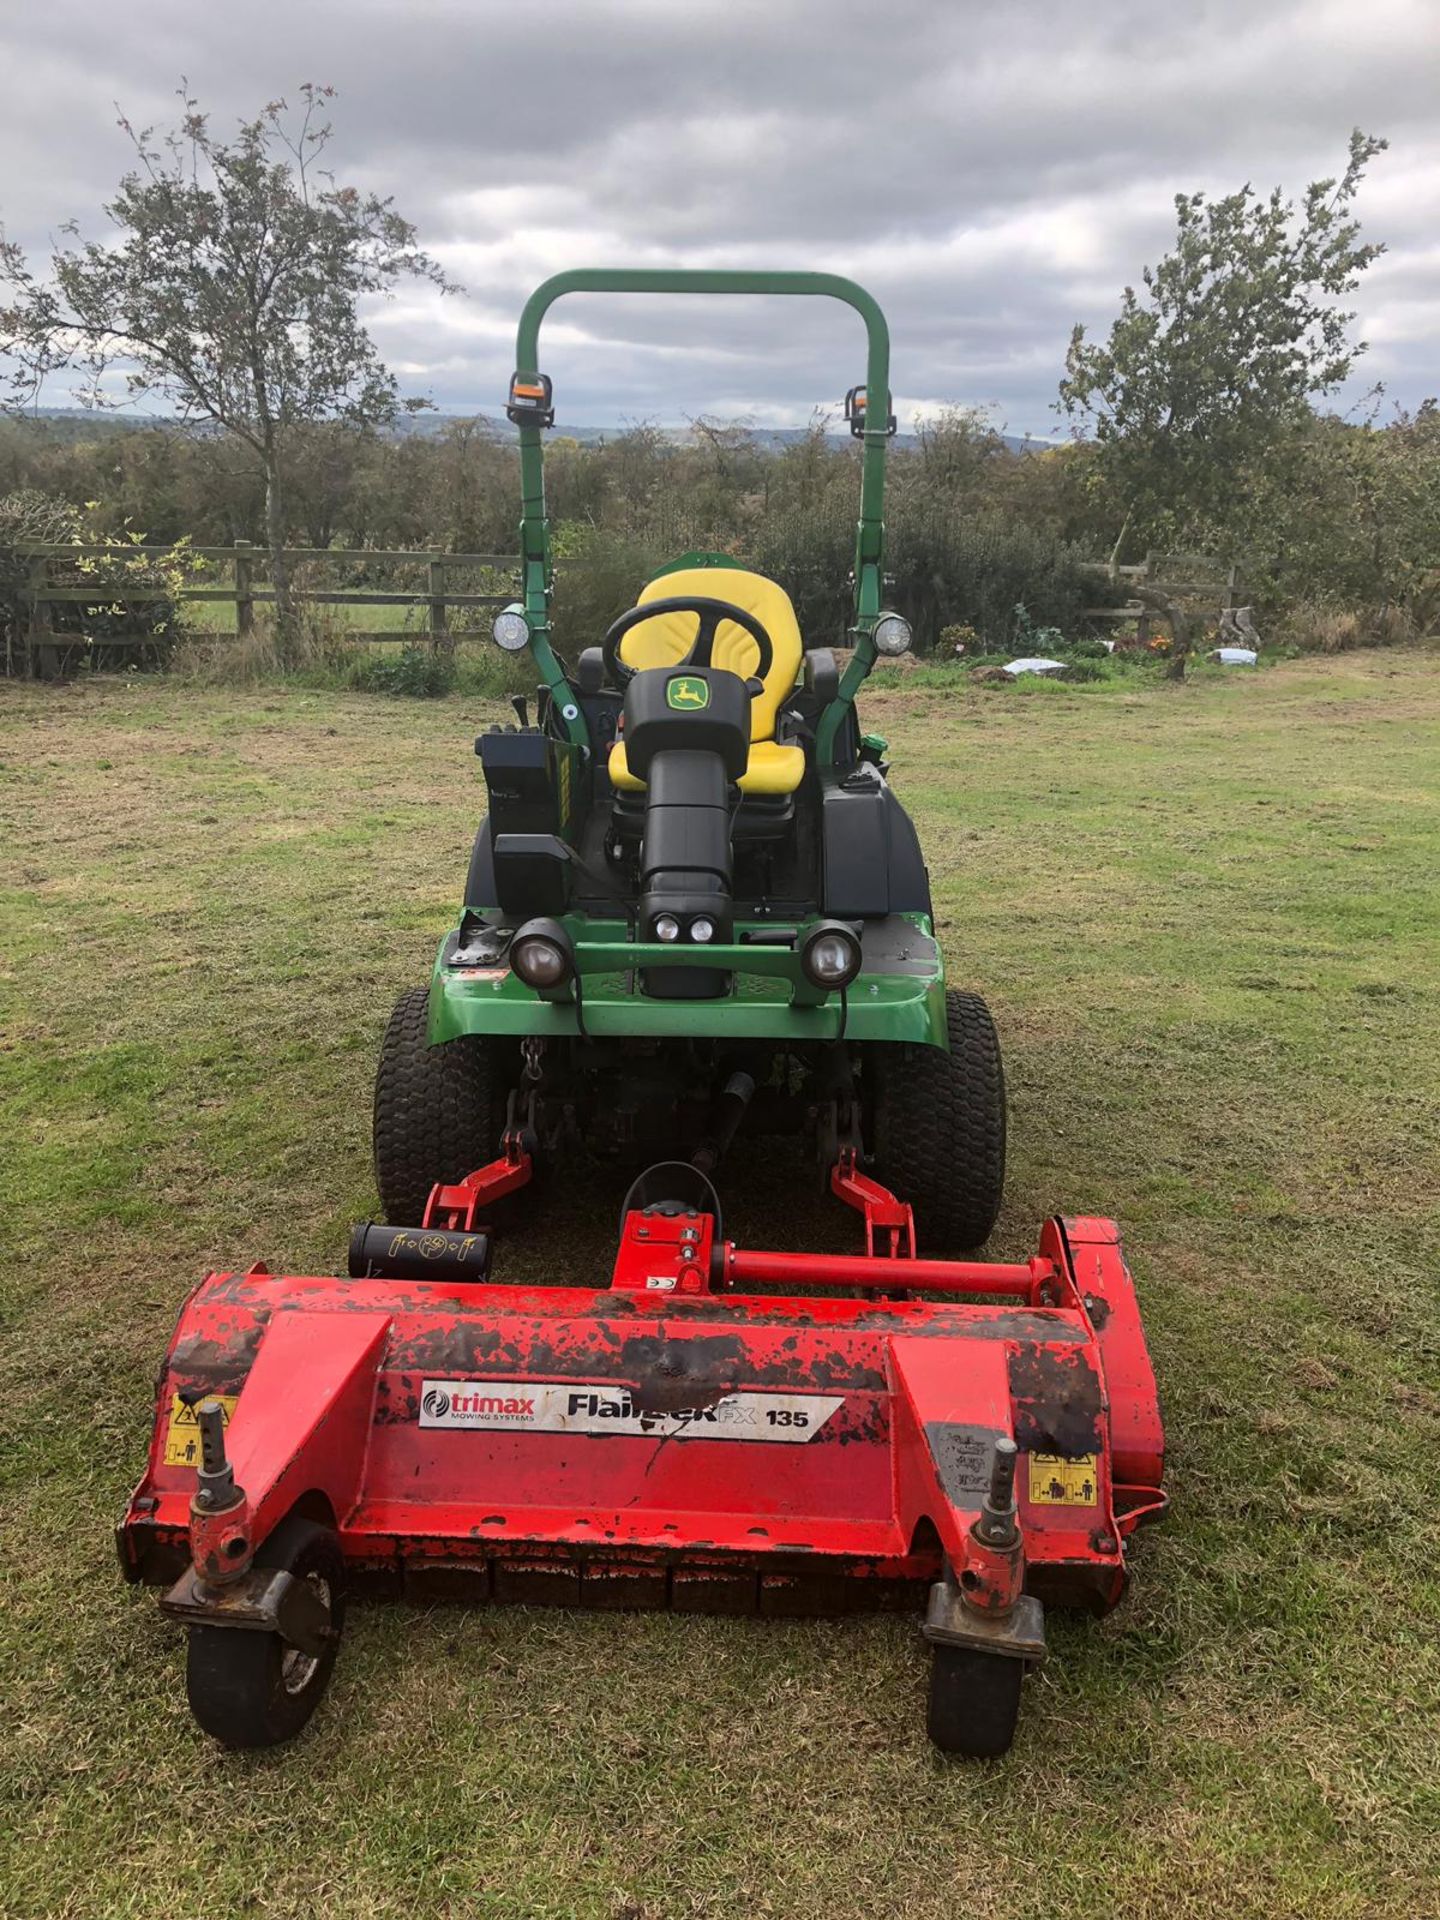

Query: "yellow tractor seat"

xmin=607 ymin=566 xmax=806 ymax=796
xmin=610 ymin=734 xmax=804 ymax=797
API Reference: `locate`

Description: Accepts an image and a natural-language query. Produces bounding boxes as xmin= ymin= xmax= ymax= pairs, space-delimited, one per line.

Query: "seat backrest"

xmin=619 ymin=567 xmax=803 ymax=743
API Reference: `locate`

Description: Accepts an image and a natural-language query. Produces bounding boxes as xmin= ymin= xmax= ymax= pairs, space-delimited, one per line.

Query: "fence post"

xmin=429 ymin=552 xmax=449 ymax=651
xmin=26 ymin=554 xmax=47 ymax=678
xmin=234 ymin=540 xmax=254 ymax=636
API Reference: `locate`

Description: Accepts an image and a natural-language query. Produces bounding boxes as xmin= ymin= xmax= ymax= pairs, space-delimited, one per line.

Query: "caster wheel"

xmin=185 ymin=1516 xmax=345 ymax=1749
xmin=926 ymin=1642 xmax=1024 ymax=1758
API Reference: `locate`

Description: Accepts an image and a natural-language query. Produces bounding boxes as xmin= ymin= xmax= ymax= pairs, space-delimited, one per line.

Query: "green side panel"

xmin=428 ymin=915 xmax=947 ymax=1049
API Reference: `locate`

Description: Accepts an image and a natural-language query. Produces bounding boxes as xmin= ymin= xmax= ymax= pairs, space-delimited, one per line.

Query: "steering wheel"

xmin=602 ymin=596 xmax=774 ymax=694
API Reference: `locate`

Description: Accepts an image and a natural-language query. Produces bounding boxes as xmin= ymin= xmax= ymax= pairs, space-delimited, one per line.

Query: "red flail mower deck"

xmin=119 ymin=1153 xmax=1165 ymax=1755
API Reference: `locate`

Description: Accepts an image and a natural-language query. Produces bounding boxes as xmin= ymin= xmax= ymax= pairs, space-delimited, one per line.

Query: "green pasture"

xmin=1 ymin=652 xmax=1436 ymax=1917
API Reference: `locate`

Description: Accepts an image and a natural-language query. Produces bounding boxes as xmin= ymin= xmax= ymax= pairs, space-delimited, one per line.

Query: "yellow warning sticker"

xmin=1028 ymin=1452 xmax=1099 ymax=1506
xmin=163 ymin=1393 xmax=238 ymax=1469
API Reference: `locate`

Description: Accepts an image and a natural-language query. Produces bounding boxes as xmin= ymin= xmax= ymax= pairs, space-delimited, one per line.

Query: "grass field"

xmin=182 ymin=596 xmax=440 ymax=635
xmin=2 ymin=653 xmax=1438 ymax=1919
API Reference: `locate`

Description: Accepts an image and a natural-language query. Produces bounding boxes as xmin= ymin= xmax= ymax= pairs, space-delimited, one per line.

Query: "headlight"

xmin=492 ymin=603 xmax=530 ymax=652
xmin=653 ymin=914 xmax=681 ymax=943
xmin=799 ymin=920 xmax=863 ymax=990
xmin=689 ymin=916 xmax=716 ymax=944
xmin=873 ymin=612 xmax=912 ymax=657
xmin=509 ymin=917 xmax=574 ymax=989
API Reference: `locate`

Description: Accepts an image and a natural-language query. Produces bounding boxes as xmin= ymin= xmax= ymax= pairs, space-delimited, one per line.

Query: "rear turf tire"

xmin=185 ymin=1517 xmax=344 ymax=1750
xmin=373 ymin=985 xmax=512 ymax=1226
xmin=926 ymin=1643 xmax=1024 ymax=1758
xmin=870 ymin=988 xmax=1006 ymax=1251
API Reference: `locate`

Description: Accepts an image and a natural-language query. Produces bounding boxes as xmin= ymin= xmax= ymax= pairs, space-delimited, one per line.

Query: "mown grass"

xmin=1 ymin=653 xmax=1437 ymax=1919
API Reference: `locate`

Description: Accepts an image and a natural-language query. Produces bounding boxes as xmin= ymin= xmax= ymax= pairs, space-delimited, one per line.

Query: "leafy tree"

xmin=422 ymin=418 xmax=516 ymax=555
xmin=0 ymin=85 xmax=451 ymax=637
xmin=1059 ymin=131 xmax=1388 ymax=553
xmin=905 ymin=406 xmax=1012 ymax=504
xmin=1232 ymin=401 xmax=1440 ymax=618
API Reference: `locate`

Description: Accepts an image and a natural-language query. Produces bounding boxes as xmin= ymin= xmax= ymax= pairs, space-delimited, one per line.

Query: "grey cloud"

xmin=1 ymin=0 xmax=1435 ymax=428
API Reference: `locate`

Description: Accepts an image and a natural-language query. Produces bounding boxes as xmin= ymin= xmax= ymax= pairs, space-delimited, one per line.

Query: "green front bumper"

xmin=428 ymin=915 xmax=947 ymax=1047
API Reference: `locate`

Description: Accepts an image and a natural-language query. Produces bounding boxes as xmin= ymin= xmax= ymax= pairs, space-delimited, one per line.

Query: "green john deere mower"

xmin=374 ymin=269 xmax=1006 ymax=1250
xmin=121 ymin=275 xmax=1165 ymax=1761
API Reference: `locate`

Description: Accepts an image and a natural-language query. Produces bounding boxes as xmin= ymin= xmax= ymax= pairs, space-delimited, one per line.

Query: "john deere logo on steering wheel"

xmin=666 ymin=675 xmax=710 ymax=711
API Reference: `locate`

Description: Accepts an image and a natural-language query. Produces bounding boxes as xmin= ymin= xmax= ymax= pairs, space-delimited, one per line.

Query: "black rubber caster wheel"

xmin=185 ymin=1516 xmax=345 ymax=1749
xmin=926 ymin=1642 xmax=1024 ymax=1758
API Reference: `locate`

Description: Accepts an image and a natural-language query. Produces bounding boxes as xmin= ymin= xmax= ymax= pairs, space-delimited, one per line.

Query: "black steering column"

xmin=603 ymin=597 xmax=774 ymax=1000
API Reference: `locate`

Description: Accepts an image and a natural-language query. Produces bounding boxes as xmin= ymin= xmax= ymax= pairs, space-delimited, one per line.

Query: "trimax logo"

xmin=666 ymin=674 xmax=710 ymax=711
xmin=420 ymin=1383 xmax=536 ymax=1426
xmin=456 ymin=1390 xmax=534 ymax=1417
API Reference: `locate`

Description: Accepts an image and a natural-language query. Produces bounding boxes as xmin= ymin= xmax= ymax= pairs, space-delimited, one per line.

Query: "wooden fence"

xmin=6 ymin=541 xmax=520 ymax=674
xmin=1080 ymin=551 xmax=1242 ymax=634
xmin=6 ymin=538 xmax=1250 ymax=675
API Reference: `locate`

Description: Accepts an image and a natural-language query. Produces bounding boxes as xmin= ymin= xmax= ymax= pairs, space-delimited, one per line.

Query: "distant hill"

xmin=392 ymin=416 xmax=1063 ymax=454
xmin=16 ymin=407 xmax=1063 ymax=455
xmin=3 ymin=408 xmax=151 ymax=443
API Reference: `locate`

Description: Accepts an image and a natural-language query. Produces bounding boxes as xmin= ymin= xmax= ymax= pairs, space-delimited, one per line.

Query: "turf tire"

xmin=373 ymin=984 xmax=512 ymax=1226
xmin=926 ymin=1643 xmax=1024 ymax=1758
xmin=870 ymin=988 xmax=1006 ymax=1251
xmin=185 ymin=1516 xmax=344 ymax=1750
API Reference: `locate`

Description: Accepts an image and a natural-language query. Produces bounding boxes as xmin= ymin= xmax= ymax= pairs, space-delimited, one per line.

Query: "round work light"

xmin=799 ymin=920 xmax=863 ymax=990
xmin=509 ymin=917 xmax=575 ymax=989
xmin=873 ymin=612 xmax=913 ymax=657
xmin=491 ymin=603 xmax=530 ymax=652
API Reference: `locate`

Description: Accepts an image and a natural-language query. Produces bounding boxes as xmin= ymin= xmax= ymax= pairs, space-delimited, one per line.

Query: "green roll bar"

xmin=511 ymin=268 xmax=892 ymax=765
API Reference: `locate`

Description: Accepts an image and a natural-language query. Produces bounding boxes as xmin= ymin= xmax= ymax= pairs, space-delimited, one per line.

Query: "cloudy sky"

xmin=1 ymin=0 xmax=1436 ymax=437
